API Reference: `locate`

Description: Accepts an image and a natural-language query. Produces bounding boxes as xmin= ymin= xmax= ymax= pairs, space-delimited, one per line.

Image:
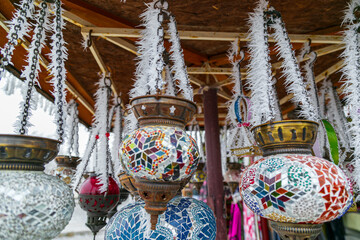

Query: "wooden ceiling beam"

xmin=82 ymin=27 xmax=344 ymax=44
xmin=61 ymin=0 xmax=207 ymax=66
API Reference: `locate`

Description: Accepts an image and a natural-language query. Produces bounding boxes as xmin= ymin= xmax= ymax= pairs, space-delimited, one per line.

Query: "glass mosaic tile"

xmin=105 ymin=197 xmax=216 ymax=240
xmin=240 ymin=154 xmax=353 ymax=223
xmin=121 ymin=126 xmax=200 ymax=181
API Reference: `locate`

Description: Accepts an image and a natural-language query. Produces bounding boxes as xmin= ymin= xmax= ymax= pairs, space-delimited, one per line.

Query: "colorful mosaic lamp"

xmin=51 ymin=155 xmax=79 ymax=184
xmin=120 ymin=0 xmax=200 ymax=230
xmin=190 ymin=162 xmax=207 ymax=192
xmin=239 ymin=120 xmax=353 ymax=240
xmin=121 ymin=95 xmax=199 ymax=229
xmin=105 ymin=196 xmax=216 ymax=240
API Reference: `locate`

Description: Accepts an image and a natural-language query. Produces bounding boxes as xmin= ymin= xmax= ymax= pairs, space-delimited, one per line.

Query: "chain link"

xmin=153 ymin=0 xmax=169 ymax=93
xmin=1 ymin=0 xmax=33 ymax=78
xmin=54 ymin=0 xmax=66 ymax=142
xmin=19 ymin=1 xmax=47 ymax=134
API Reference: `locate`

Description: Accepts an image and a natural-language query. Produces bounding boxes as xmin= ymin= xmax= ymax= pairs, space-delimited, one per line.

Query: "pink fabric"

xmin=243 ymin=202 xmax=257 ymax=240
xmin=228 ymin=203 xmax=242 ymax=240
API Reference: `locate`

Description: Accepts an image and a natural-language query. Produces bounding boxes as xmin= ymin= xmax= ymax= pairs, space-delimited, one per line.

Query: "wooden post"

xmin=203 ymin=88 xmax=227 ymax=240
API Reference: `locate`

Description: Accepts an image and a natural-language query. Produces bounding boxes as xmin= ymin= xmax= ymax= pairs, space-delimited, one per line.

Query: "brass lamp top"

xmin=130 ymin=95 xmax=197 ymax=128
xmin=0 ymin=134 xmax=60 ymax=171
xmin=251 ymin=120 xmax=319 ymax=157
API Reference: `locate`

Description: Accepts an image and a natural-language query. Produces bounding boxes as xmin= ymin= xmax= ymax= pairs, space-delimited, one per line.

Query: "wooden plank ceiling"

xmin=0 ymin=0 xmax=348 ymax=127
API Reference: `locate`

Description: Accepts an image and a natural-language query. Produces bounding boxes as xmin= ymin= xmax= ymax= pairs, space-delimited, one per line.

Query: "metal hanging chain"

xmin=0 ymin=0 xmax=34 ymax=78
xmin=68 ymin=101 xmax=79 ymax=157
xmin=104 ymin=78 xmax=115 ymax=177
xmin=19 ymin=1 xmax=48 ymax=135
xmin=53 ymin=0 xmax=66 ymax=142
xmin=261 ymin=10 xmax=276 ymax=122
xmin=153 ymin=0 xmax=168 ymax=94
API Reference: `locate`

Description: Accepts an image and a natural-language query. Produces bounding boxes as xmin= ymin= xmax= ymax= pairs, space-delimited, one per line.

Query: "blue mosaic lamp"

xmin=105 ymin=196 xmax=216 ymax=240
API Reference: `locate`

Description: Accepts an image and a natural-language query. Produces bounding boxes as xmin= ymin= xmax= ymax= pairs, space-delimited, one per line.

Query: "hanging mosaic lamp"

xmin=51 ymin=155 xmax=79 ymax=184
xmin=0 ymin=0 xmax=76 ymax=238
xmin=51 ymin=100 xmax=80 ymax=184
xmin=224 ymin=162 xmax=242 ymax=194
xmin=105 ymin=195 xmax=216 ymax=240
xmin=122 ymin=96 xmax=199 ymax=229
xmin=0 ymin=135 xmax=74 ymax=239
xmin=79 ymin=174 xmax=120 ymax=237
xmin=120 ymin=0 xmax=200 ymax=230
xmin=73 ymin=75 xmax=122 ymax=238
xmin=190 ymin=162 xmax=206 ymax=192
xmin=239 ymin=120 xmax=353 ymax=240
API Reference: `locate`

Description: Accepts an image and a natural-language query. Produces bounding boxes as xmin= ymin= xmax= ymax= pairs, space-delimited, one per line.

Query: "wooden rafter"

xmin=81 ymin=27 xmax=344 ymax=44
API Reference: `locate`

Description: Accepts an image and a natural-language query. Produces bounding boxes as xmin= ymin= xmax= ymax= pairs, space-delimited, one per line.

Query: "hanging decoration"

xmin=189 ymin=122 xmax=206 ymax=192
xmin=74 ymin=75 xmax=120 ymax=238
xmin=51 ymin=100 xmax=80 ymax=184
xmin=0 ymin=1 xmax=75 ymax=239
xmin=0 ymin=0 xmax=35 ymax=79
xmin=120 ymin=0 xmax=201 ymax=230
xmin=246 ymin=1 xmax=276 ymax=126
xmin=105 ymin=196 xmax=216 ymax=240
xmin=341 ymin=0 xmax=360 ymax=197
xmin=239 ymin=1 xmax=353 ymax=240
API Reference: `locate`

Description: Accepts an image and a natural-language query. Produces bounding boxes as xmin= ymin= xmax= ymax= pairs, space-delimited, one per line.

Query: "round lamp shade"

xmin=79 ymin=175 xmax=120 ymax=215
xmin=121 ymin=126 xmax=200 ymax=181
xmin=0 ymin=171 xmax=74 ymax=239
xmin=105 ymin=196 xmax=216 ymax=240
xmin=239 ymin=154 xmax=353 ymax=224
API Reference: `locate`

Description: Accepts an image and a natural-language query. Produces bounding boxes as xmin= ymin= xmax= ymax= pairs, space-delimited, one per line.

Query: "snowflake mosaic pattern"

xmin=0 ymin=171 xmax=74 ymax=240
xmin=121 ymin=126 xmax=200 ymax=181
xmin=105 ymin=197 xmax=216 ymax=240
xmin=240 ymin=155 xmax=353 ymax=223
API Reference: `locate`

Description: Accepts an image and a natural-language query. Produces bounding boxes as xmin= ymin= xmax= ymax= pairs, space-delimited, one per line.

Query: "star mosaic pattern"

xmin=121 ymin=126 xmax=200 ymax=181
xmin=240 ymin=155 xmax=353 ymax=223
xmin=105 ymin=197 xmax=216 ymax=240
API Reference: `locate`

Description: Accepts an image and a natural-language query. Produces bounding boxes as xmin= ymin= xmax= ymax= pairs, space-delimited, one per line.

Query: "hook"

xmin=87 ymin=29 xmax=93 ymax=48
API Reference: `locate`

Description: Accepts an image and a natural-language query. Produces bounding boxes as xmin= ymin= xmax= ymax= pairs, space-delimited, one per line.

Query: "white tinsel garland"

xmin=14 ymin=4 xmax=50 ymax=134
xmin=74 ymin=75 xmax=113 ymax=193
xmin=131 ymin=2 xmax=164 ymax=98
xmin=123 ymin=107 xmax=138 ymax=135
xmin=1 ymin=0 xmax=35 ymax=71
xmin=62 ymin=100 xmax=79 ymax=157
xmin=246 ymin=0 xmax=274 ymax=126
xmin=271 ymin=17 xmax=319 ymax=122
xmin=111 ymin=97 xmax=123 ymax=174
xmin=164 ymin=64 xmax=176 ymax=96
xmin=49 ymin=0 xmax=68 ymax=142
xmin=341 ymin=0 xmax=360 ymax=195
xmin=168 ymin=14 xmax=193 ymax=100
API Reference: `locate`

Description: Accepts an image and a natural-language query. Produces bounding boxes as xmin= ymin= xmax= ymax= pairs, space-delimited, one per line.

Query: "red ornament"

xmin=105 ymin=132 xmax=110 ymax=139
xmin=79 ymin=174 xmax=120 ymax=235
xmin=95 ymin=135 xmax=100 ymax=140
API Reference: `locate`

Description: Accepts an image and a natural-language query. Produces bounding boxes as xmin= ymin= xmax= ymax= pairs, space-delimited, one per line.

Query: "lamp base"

xmin=269 ymin=221 xmax=323 ymax=240
xmin=134 ymin=178 xmax=180 ymax=230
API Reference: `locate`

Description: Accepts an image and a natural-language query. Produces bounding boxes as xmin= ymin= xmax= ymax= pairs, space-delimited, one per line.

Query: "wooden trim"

xmin=82 ymin=27 xmax=344 ymax=44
